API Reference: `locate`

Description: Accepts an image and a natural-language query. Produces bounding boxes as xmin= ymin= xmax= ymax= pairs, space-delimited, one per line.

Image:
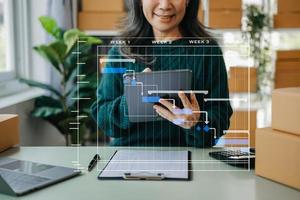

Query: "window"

xmin=0 ymin=0 xmax=34 ymax=100
xmin=0 ymin=0 xmax=5 ymax=71
xmin=0 ymin=0 xmax=15 ymax=82
xmin=0 ymin=0 xmax=48 ymax=108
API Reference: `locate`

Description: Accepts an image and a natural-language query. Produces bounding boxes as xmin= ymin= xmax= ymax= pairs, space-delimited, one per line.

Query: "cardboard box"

xmin=274 ymin=13 xmax=300 ymax=28
xmin=0 ymin=115 xmax=19 ymax=152
xmin=277 ymin=0 xmax=300 ymax=13
xmin=256 ymin=128 xmax=300 ymax=190
xmin=224 ymin=111 xmax=256 ymax=147
xmin=222 ymin=131 xmax=255 ymax=148
xmin=229 ymin=111 xmax=257 ymax=131
xmin=78 ymin=12 xmax=125 ymax=30
xmin=82 ymin=0 xmax=124 ymax=12
xmin=198 ymin=1 xmax=204 ymax=23
xmin=272 ymin=87 xmax=300 ymax=135
xmin=277 ymin=50 xmax=300 ymax=60
xmin=209 ymin=0 xmax=241 ymax=10
xmin=229 ymin=67 xmax=257 ymax=93
xmin=209 ymin=11 xmax=241 ymax=29
xmin=275 ymin=61 xmax=300 ymax=88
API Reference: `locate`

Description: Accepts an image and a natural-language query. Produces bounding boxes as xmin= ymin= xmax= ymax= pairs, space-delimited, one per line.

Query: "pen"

xmin=88 ymin=154 xmax=101 ymax=172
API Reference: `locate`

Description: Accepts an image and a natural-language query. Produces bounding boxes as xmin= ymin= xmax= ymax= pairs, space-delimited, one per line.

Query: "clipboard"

xmin=98 ymin=150 xmax=191 ymax=181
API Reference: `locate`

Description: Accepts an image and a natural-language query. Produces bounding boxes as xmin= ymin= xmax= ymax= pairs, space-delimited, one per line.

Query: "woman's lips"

xmin=153 ymin=13 xmax=175 ymax=21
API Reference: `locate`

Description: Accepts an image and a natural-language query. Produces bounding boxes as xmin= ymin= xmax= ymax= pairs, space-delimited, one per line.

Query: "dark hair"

xmin=118 ymin=0 xmax=211 ymax=63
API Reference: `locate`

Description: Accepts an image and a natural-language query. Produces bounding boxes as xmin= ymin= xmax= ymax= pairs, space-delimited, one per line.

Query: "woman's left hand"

xmin=153 ymin=92 xmax=201 ymax=129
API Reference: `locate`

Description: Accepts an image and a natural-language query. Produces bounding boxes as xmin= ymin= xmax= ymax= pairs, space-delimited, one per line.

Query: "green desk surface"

xmin=0 ymin=147 xmax=299 ymax=200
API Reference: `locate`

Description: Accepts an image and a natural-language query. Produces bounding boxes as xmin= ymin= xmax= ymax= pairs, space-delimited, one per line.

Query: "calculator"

xmin=208 ymin=149 xmax=255 ymax=169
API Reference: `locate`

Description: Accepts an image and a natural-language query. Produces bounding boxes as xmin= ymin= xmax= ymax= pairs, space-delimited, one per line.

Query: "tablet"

xmin=123 ymin=69 xmax=192 ymax=122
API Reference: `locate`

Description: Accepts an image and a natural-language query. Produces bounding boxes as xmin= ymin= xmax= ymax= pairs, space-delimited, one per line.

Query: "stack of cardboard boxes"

xmin=224 ymin=111 xmax=256 ymax=148
xmin=0 ymin=115 xmax=19 ymax=152
xmin=228 ymin=67 xmax=257 ymax=93
xmin=198 ymin=0 xmax=204 ymax=24
xmin=256 ymin=87 xmax=300 ymax=190
xmin=208 ymin=0 xmax=242 ymax=29
xmin=78 ymin=0 xmax=244 ymax=31
xmin=78 ymin=0 xmax=125 ymax=30
xmin=223 ymin=67 xmax=257 ymax=148
xmin=275 ymin=50 xmax=300 ymax=88
xmin=274 ymin=0 xmax=300 ymax=28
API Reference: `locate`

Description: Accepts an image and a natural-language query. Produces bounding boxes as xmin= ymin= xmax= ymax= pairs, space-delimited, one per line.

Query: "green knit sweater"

xmin=91 ymin=39 xmax=232 ymax=147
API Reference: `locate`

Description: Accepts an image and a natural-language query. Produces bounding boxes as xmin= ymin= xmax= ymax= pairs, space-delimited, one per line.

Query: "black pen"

xmin=88 ymin=154 xmax=101 ymax=172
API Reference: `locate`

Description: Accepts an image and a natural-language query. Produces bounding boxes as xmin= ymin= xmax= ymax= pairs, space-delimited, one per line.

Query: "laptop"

xmin=123 ymin=69 xmax=192 ymax=122
xmin=0 ymin=157 xmax=81 ymax=196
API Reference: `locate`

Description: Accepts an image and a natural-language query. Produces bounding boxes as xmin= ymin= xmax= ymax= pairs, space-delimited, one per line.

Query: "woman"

xmin=91 ymin=0 xmax=233 ymax=147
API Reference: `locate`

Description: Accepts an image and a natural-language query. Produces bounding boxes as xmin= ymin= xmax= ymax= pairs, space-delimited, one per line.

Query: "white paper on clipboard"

xmin=98 ymin=150 xmax=190 ymax=180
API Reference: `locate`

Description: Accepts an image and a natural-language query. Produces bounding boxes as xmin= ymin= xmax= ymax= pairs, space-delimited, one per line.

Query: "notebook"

xmin=98 ymin=150 xmax=191 ymax=180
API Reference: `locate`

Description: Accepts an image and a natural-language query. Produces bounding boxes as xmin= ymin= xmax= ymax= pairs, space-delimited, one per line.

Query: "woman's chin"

xmin=152 ymin=26 xmax=179 ymax=35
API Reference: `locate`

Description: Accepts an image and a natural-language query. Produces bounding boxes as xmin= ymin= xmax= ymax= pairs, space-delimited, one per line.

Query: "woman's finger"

xmin=159 ymin=99 xmax=177 ymax=112
xmin=178 ymin=92 xmax=192 ymax=108
xmin=190 ymin=92 xmax=200 ymax=109
xmin=153 ymin=105 xmax=175 ymax=121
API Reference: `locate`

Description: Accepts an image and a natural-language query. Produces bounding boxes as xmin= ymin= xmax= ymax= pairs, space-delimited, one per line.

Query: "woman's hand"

xmin=153 ymin=92 xmax=201 ymax=129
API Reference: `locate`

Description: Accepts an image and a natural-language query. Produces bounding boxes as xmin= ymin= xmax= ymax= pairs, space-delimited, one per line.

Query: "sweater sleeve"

xmin=90 ymin=47 xmax=132 ymax=138
xmin=184 ymin=45 xmax=233 ymax=148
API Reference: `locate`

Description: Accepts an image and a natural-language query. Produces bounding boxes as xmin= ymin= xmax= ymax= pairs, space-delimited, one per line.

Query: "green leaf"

xmin=63 ymin=45 xmax=95 ymax=82
xmin=66 ymin=58 xmax=96 ymax=80
xmin=81 ymin=108 xmax=91 ymax=115
xmin=63 ymin=29 xmax=85 ymax=53
xmin=67 ymin=89 xmax=94 ymax=108
xmin=65 ymin=67 xmax=78 ymax=84
xmin=86 ymin=36 xmax=102 ymax=45
xmin=49 ymin=41 xmax=67 ymax=61
xmin=65 ymin=72 xmax=97 ymax=101
xmin=34 ymin=96 xmax=62 ymax=108
xmin=57 ymin=117 xmax=75 ymax=135
xmin=34 ymin=45 xmax=62 ymax=73
xmin=63 ymin=29 xmax=102 ymax=54
xmin=20 ymin=78 xmax=63 ymax=98
xmin=82 ymin=73 xmax=98 ymax=88
xmin=39 ymin=16 xmax=63 ymax=40
xmin=32 ymin=107 xmax=64 ymax=118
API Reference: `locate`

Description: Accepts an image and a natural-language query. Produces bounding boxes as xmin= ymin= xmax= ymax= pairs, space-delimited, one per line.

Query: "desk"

xmin=0 ymin=147 xmax=299 ymax=200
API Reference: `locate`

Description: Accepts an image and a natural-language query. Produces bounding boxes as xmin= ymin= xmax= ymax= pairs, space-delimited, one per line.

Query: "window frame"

xmin=0 ymin=0 xmax=31 ymax=97
xmin=0 ymin=0 xmax=16 ymax=82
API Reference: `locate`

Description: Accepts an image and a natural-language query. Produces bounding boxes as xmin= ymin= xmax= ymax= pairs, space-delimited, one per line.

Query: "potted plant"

xmin=21 ymin=16 xmax=101 ymax=146
xmin=242 ymin=4 xmax=273 ymax=98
